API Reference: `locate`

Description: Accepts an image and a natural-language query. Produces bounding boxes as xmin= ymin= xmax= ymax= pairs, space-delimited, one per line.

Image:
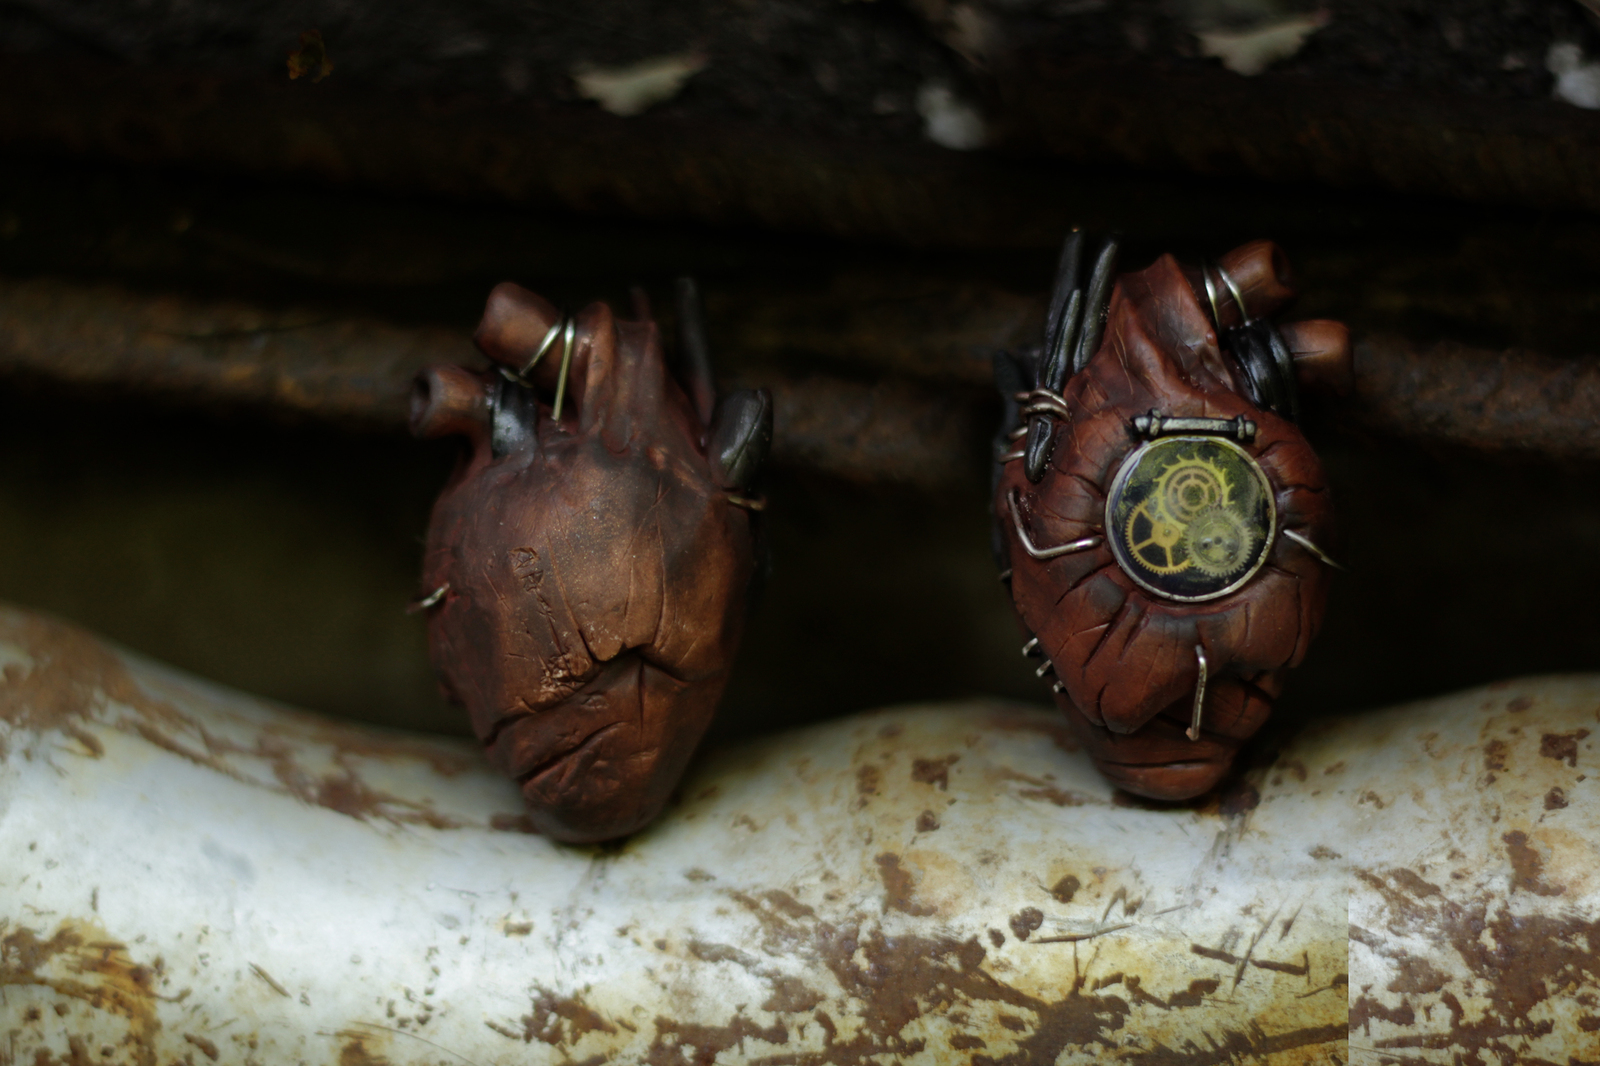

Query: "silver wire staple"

xmin=1283 ymin=529 xmax=1346 ymax=571
xmin=406 ymin=583 xmax=450 ymax=614
xmin=1217 ymin=264 xmax=1249 ymax=324
xmin=551 ymin=317 xmax=577 ymax=421
xmin=1007 ymin=490 xmax=1103 ymax=560
xmin=1189 ymin=643 xmax=1208 ymax=741
xmin=1203 ymin=264 xmax=1223 ymax=328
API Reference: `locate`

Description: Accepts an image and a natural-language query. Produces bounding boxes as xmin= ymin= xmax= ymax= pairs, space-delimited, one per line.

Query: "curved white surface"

xmin=1 ymin=606 xmax=1597 ymax=1064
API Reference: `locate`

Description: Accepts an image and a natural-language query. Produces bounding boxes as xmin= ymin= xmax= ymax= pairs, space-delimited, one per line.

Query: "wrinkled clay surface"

xmin=1 ymin=605 xmax=1597 ymax=1063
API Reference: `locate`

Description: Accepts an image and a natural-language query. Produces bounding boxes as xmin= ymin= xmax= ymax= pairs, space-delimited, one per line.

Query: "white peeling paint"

xmin=573 ymin=53 xmax=708 ymax=117
xmin=1549 ymin=41 xmax=1600 ymax=109
xmin=2 ymin=607 xmax=1599 ymax=1062
xmin=1196 ymin=15 xmax=1326 ymax=77
xmin=916 ymin=82 xmax=986 ymax=151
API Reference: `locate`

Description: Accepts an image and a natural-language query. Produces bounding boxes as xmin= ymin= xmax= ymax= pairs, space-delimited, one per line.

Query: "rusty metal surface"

xmin=5 ymin=52 xmax=1600 ymax=248
xmin=7 ymin=275 xmax=1600 ymax=484
xmin=5 ymin=605 xmax=1600 ymax=1060
xmin=0 ymin=277 xmax=978 ymax=488
xmin=996 ymin=56 xmax=1600 ymax=218
xmin=0 ymin=276 xmax=465 ymax=425
xmin=0 ymin=605 xmax=1351 ymax=1063
xmin=0 ymin=56 xmax=1087 ymax=252
xmin=1351 ymin=334 xmax=1600 ymax=460
xmin=1345 ymin=678 xmax=1600 ymax=1063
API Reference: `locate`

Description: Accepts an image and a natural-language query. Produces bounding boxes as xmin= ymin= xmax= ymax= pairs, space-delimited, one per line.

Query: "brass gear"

xmin=1156 ymin=455 xmax=1230 ymax=523
xmin=1183 ymin=506 xmax=1258 ymax=578
xmin=1123 ymin=498 xmax=1190 ymax=575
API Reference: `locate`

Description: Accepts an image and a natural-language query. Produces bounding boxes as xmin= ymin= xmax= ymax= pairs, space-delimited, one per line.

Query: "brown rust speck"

xmin=338 ymin=1034 xmax=393 ymax=1066
xmin=489 ymin=813 xmax=537 ymax=833
xmin=1008 ymin=909 xmax=1044 ymax=941
xmin=645 ymin=1014 xmax=787 ymax=1064
xmin=762 ymin=976 xmax=823 ymax=1014
xmin=1483 ymin=738 xmax=1509 ymax=772
xmin=522 ymin=987 xmax=617 ymax=1046
xmin=875 ymin=853 xmax=936 ymax=917
xmin=183 ymin=1033 xmax=220 ymax=1061
xmin=1308 ymin=845 xmax=1341 ymax=860
xmin=1386 ymin=957 xmax=1450 ymax=996
xmin=1164 ymin=978 xmax=1221 ymax=1008
xmin=761 ymin=890 xmax=816 ymax=920
xmin=916 ymin=809 xmax=941 ymax=832
xmin=910 ymin=755 xmax=960 ymax=790
xmin=988 ymin=929 xmax=1005 ymax=947
xmin=1503 ymin=830 xmax=1565 ymax=896
xmin=1190 ymin=944 xmax=1239 ymax=966
xmin=1049 ymin=875 xmax=1081 ymax=904
xmin=1540 ymin=729 xmax=1590 ymax=768
xmin=1388 ymin=868 xmax=1443 ymax=899
xmin=1250 ymin=954 xmax=1309 ymax=976
xmin=1545 ymin=787 xmax=1569 ymax=810
xmin=1018 ymin=785 xmax=1095 ymax=807
xmin=1509 ymin=695 xmax=1535 ymax=712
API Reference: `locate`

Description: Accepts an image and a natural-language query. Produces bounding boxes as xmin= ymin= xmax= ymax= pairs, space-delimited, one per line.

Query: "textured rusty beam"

xmin=0 ymin=277 xmax=465 ymax=425
xmin=3 ymin=277 xmax=1597 ymax=492
xmin=0 ymin=277 xmax=980 ymax=488
xmin=0 ymin=57 xmax=1077 ymax=251
xmin=996 ymin=56 xmax=1600 ymax=216
xmin=3 ymin=53 xmax=1592 ymax=258
xmin=1351 ymin=334 xmax=1600 ymax=460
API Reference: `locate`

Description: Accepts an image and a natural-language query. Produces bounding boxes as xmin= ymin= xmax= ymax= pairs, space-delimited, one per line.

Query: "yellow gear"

xmin=1156 ymin=454 xmax=1231 ymax=523
xmin=1124 ymin=498 xmax=1190 ymax=574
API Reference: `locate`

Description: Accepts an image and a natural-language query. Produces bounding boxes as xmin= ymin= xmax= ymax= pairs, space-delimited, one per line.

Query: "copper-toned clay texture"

xmin=994 ymin=242 xmax=1339 ymax=800
xmin=412 ymin=283 xmax=769 ymax=842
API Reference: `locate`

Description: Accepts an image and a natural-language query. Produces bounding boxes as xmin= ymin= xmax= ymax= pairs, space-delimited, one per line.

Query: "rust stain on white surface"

xmin=1 ymin=607 xmax=1596 ymax=1062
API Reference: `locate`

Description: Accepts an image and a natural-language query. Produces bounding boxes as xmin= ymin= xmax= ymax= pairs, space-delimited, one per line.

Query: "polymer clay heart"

xmin=993 ymin=237 xmax=1347 ymax=800
xmin=411 ymin=281 xmax=770 ymax=841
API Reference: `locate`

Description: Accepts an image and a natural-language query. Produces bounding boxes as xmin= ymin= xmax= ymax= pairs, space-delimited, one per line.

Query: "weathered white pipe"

xmin=0 ymin=605 xmax=1596 ymax=1063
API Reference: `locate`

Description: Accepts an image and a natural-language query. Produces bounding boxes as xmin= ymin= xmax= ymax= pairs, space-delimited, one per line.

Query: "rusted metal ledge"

xmin=0 ymin=277 xmax=980 ymax=488
xmin=995 ymin=55 xmax=1600 ymax=217
xmin=4 ymin=54 xmax=1600 ymax=258
xmin=1 ymin=278 xmax=1597 ymax=486
xmin=1350 ymin=335 xmax=1600 ymax=460
xmin=0 ymin=57 xmax=1073 ymax=251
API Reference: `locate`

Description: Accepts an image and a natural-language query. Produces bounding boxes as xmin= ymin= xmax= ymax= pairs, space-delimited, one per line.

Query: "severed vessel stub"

xmin=409 ymin=279 xmax=771 ymax=842
xmin=993 ymin=235 xmax=1352 ymax=800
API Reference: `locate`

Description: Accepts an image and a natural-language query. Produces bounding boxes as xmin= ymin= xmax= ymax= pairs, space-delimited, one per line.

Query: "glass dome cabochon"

xmin=1104 ymin=436 xmax=1276 ymax=603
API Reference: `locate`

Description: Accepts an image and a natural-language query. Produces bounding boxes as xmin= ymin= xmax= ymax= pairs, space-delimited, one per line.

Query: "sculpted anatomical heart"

xmin=411 ymin=281 xmax=770 ymax=842
xmin=994 ymin=236 xmax=1348 ymax=800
